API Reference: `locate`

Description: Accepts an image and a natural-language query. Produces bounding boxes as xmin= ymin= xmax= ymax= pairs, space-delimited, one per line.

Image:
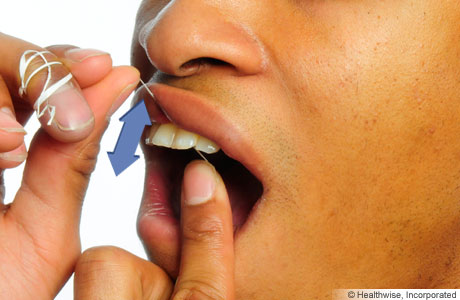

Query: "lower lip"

xmin=143 ymin=160 xmax=175 ymax=217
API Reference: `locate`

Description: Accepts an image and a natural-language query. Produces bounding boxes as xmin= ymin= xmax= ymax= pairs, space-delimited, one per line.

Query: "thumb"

xmin=74 ymin=246 xmax=173 ymax=300
xmin=8 ymin=66 xmax=139 ymax=270
xmin=173 ymin=160 xmax=235 ymax=300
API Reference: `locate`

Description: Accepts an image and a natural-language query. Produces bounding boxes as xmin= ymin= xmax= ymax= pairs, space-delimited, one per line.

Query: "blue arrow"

xmin=107 ymin=100 xmax=152 ymax=176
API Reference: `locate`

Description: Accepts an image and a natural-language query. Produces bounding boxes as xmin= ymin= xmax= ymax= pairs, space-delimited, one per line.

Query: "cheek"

xmin=272 ymin=0 xmax=460 ymax=191
xmin=239 ymin=0 xmax=460 ymax=288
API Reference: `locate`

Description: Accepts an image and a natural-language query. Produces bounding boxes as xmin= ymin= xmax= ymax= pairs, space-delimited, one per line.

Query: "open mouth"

xmin=142 ymin=129 xmax=263 ymax=231
xmin=139 ymin=83 xmax=265 ymax=234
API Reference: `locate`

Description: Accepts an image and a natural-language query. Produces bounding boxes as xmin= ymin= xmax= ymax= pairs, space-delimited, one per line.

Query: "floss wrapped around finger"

xmin=18 ymin=49 xmax=94 ymax=138
xmin=19 ymin=50 xmax=73 ymax=125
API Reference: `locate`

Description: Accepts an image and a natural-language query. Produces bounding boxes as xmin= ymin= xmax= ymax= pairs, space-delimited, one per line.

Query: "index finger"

xmin=173 ymin=160 xmax=235 ymax=300
xmin=0 ymin=33 xmax=94 ymax=142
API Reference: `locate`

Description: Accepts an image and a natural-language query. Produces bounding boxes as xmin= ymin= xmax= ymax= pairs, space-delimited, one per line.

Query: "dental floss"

xmin=19 ymin=50 xmax=73 ymax=125
xmin=139 ymin=79 xmax=211 ymax=164
xmin=195 ymin=148 xmax=209 ymax=163
xmin=139 ymin=78 xmax=155 ymax=99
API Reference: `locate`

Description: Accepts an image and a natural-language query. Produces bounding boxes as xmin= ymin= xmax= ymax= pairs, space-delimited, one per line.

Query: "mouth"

xmin=139 ymin=83 xmax=265 ymax=234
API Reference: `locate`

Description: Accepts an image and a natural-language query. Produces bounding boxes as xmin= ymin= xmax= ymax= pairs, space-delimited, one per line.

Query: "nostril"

xmin=179 ymin=57 xmax=233 ymax=76
xmin=179 ymin=58 xmax=202 ymax=74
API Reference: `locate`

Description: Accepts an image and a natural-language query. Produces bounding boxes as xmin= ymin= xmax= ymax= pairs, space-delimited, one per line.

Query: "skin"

xmin=129 ymin=0 xmax=460 ymax=298
xmin=5 ymin=0 xmax=460 ymax=299
xmin=0 ymin=33 xmax=139 ymax=299
xmin=75 ymin=0 xmax=460 ymax=299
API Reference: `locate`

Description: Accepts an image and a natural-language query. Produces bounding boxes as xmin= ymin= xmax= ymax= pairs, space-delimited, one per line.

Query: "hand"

xmin=0 ymin=33 xmax=140 ymax=299
xmin=74 ymin=161 xmax=235 ymax=300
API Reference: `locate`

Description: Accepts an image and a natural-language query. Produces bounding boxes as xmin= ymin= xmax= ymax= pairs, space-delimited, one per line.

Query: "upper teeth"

xmin=145 ymin=123 xmax=220 ymax=154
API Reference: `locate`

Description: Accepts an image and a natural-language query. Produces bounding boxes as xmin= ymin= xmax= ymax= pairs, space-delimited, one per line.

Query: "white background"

xmin=0 ymin=1 xmax=147 ymax=299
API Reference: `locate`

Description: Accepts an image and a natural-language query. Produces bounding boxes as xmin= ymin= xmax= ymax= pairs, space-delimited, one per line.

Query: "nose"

xmin=138 ymin=0 xmax=266 ymax=77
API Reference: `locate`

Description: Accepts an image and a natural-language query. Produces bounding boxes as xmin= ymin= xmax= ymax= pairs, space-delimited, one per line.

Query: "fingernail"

xmin=0 ymin=107 xmax=26 ymax=134
xmin=39 ymin=82 xmax=94 ymax=132
xmin=64 ymin=48 xmax=109 ymax=63
xmin=184 ymin=162 xmax=216 ymax=205
xmin=108 ymin=82 xmax=138 ymax=117
xmin=0 ymin=144 xmax=27 ymax=162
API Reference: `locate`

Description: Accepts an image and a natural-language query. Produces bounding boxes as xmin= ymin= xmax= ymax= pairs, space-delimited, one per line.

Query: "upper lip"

xmin=142 ymin=82 xmax=265 ymax=192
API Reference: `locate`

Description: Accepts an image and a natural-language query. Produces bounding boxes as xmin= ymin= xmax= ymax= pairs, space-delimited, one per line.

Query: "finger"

xmin=173 ymin=160 xmax=235 ymax=300
xmin=8 ymin=45 xmax=112 ymax=128
xmin=0 ymin=76 xmax=26 ymax=153
xmin=12 ymin=65 xmax=139 ymax=223
xmin=11 ymin=97 xmax=33 ymax=127
xmin=0 ymin=33 xmax=94 ymax=142
xmin=7 ymin=66 xmax=139 ymax=280
xmin=0 ymin=142 xmax=27 ymax=169
xmin=133 ymin=86 xmax=170 ymax=123
xmin=75 ymin=246 xmax=173 ymax=300
xmin=46 ymin=45 xmax=112 ymax=89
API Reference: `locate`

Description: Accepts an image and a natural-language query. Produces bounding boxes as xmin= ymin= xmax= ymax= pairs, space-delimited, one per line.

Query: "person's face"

xmin=132 ymin=1 xmax=460 ymax=298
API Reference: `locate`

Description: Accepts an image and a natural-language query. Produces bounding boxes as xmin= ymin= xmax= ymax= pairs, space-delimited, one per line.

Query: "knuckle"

xmin=76 ymin=246 xmax=124 ymax=275
xmin=75 ymin=246 xmax=130 ymax=288
xmin=71 ymin=141 xmax=100 ymax=179
xmin=75 ymin=246 xmax=139 ymax=298
xmin=173 ymin=282 xmax=226 ymax=300
xmin=182 ymin=215 xmax=225 ymax=245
